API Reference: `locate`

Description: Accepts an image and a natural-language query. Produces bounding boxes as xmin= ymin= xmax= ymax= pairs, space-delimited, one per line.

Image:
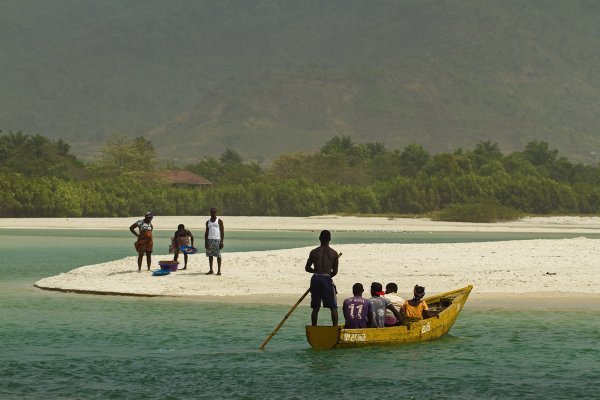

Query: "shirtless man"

xmin=172 ymin=224 xmax=194 ymax=270
xmin=305 ymin=230 xmax=339 ymax=326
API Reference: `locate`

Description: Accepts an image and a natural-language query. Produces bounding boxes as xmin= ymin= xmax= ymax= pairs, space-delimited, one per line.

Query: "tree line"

xmin=2 ymin=131 xmax=600 ymax=220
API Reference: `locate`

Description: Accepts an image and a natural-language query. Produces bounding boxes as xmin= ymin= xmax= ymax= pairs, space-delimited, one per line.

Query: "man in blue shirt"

xmin=369 ymin=282 xmax=404 ymax=328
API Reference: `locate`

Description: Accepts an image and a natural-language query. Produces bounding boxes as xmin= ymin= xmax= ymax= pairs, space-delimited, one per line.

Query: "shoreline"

xmin=3 ymin=215 xmax=600 ymax=233
xmin=32 ymin=286 xmax=600 ymax=310
xmin=33 ymin=238 xmax=600 ymax=308
xmin=16 ymin=216 xmax=598 ymax=309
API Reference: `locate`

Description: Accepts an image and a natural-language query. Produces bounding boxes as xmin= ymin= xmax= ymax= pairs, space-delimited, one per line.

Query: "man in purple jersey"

xmin=342 ymin=283 xmax=373 ymax=329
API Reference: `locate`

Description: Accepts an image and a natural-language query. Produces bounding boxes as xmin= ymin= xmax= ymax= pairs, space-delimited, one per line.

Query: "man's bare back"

xmin=305 ymin=245 xmax=338 ymax=276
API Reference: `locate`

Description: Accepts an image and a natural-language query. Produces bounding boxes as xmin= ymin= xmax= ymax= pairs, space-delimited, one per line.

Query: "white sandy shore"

xmin=25 ymin=216 xmax=600 ymax=309
xmin=3 ymin=215 xmax=600 ymax=233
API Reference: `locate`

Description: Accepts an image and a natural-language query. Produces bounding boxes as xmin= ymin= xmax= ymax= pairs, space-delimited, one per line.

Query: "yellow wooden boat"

xmin=305 ymin=285 xmax=473 ymax=350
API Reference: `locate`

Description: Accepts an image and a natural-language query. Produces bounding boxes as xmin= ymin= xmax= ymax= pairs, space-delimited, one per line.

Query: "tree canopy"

xmin=2 ymin=132 xmax=600 ymax=220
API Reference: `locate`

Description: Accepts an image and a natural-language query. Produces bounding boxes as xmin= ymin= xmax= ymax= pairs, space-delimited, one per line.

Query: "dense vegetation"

xmin=2 ymin=1 xmax=600 ymax=162
xmin=2 ymin=132 xmax=599 ymax=220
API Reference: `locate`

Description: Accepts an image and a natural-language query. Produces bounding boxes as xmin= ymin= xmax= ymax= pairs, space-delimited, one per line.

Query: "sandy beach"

xmin=18 ymin=215 xmax=598 ymax=309
xmin=4 ymin=215 xmax=600 ymax=232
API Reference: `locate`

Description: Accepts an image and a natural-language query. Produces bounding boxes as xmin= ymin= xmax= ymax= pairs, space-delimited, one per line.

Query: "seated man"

xmin=384 ymin=282 xmax=405 ymax=327
xmin=342 ymin=283 xmax=373 ymax=329
xmin=401 ymin=285 xmax=430 ymax=322
xmin=369 ymin=282 xmax=403 ymax=328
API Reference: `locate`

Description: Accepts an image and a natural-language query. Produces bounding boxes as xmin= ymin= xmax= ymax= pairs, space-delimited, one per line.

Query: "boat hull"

xmin=306 ymin=285 xmax=472 ymax=350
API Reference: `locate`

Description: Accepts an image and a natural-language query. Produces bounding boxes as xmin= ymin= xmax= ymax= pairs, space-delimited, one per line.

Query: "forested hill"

xmin=2 ymin=1 xmax=600 ymax=162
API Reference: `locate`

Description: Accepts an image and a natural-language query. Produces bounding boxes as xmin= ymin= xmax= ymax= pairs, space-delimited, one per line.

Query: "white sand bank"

xmin=4 ymin=215 xmax=600 ymax=233
xmin=34 ymin=235 xmax=600 ymax=309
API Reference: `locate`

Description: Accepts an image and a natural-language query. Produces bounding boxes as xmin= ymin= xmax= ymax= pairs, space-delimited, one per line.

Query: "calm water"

xmin=1 ymin=229 xmax=598 ymax=399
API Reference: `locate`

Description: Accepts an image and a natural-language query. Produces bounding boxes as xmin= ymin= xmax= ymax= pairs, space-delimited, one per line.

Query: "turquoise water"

xmin=1 ymin=229 xmax=598 ymax=399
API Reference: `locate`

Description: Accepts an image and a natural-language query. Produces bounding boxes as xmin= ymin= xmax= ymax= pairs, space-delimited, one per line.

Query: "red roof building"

xmin=160 ymin=170 xmax=213 ymax=187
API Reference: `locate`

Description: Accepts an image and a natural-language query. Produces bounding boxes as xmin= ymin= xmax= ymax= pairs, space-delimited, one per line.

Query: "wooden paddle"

xmin=258 ymin=253 xmax=341 ymax=350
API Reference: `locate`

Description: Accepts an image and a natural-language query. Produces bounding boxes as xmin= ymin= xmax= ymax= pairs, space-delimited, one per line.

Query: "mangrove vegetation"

xmin=2 ymin=132 xmax=599 ymax=221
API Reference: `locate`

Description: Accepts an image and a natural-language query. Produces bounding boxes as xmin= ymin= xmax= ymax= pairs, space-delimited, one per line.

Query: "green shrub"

xmin=434 ymin=200 xmax=523 ymax=223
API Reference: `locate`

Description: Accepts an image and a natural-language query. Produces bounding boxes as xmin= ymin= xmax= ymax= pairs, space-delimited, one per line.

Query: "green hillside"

xmin=2 ymin=0 xmax=600 ymax=162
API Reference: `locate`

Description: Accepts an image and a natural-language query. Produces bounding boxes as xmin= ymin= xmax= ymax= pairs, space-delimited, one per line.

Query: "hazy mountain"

xmin=2 ymin=0 xmax=600 ymax=163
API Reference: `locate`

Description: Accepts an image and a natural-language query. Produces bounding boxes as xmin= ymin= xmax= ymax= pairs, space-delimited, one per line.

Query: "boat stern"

xmin=305 ymin=325 xmax=341 ymax=350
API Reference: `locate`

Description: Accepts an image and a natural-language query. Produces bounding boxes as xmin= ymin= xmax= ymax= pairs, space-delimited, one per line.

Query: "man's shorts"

xmin=310 ymin=274 xmax=337 ymax=309
xmin=205 ymin=239 xmax=221 ymax=257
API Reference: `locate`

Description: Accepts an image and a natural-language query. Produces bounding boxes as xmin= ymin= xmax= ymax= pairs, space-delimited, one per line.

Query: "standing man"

xmin=204 ymin=207 xmax=224 ymax=275
xmin=305 ymin=230 xmax=339 ymax=326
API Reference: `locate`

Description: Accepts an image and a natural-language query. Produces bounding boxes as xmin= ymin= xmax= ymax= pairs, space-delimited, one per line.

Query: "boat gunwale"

xmin=305 ymin=285 xmax=473 ymax=349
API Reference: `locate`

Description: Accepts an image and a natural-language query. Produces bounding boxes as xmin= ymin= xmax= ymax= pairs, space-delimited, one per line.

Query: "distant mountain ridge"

xmin=2 ymin=0 xmax=600 ymax=162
